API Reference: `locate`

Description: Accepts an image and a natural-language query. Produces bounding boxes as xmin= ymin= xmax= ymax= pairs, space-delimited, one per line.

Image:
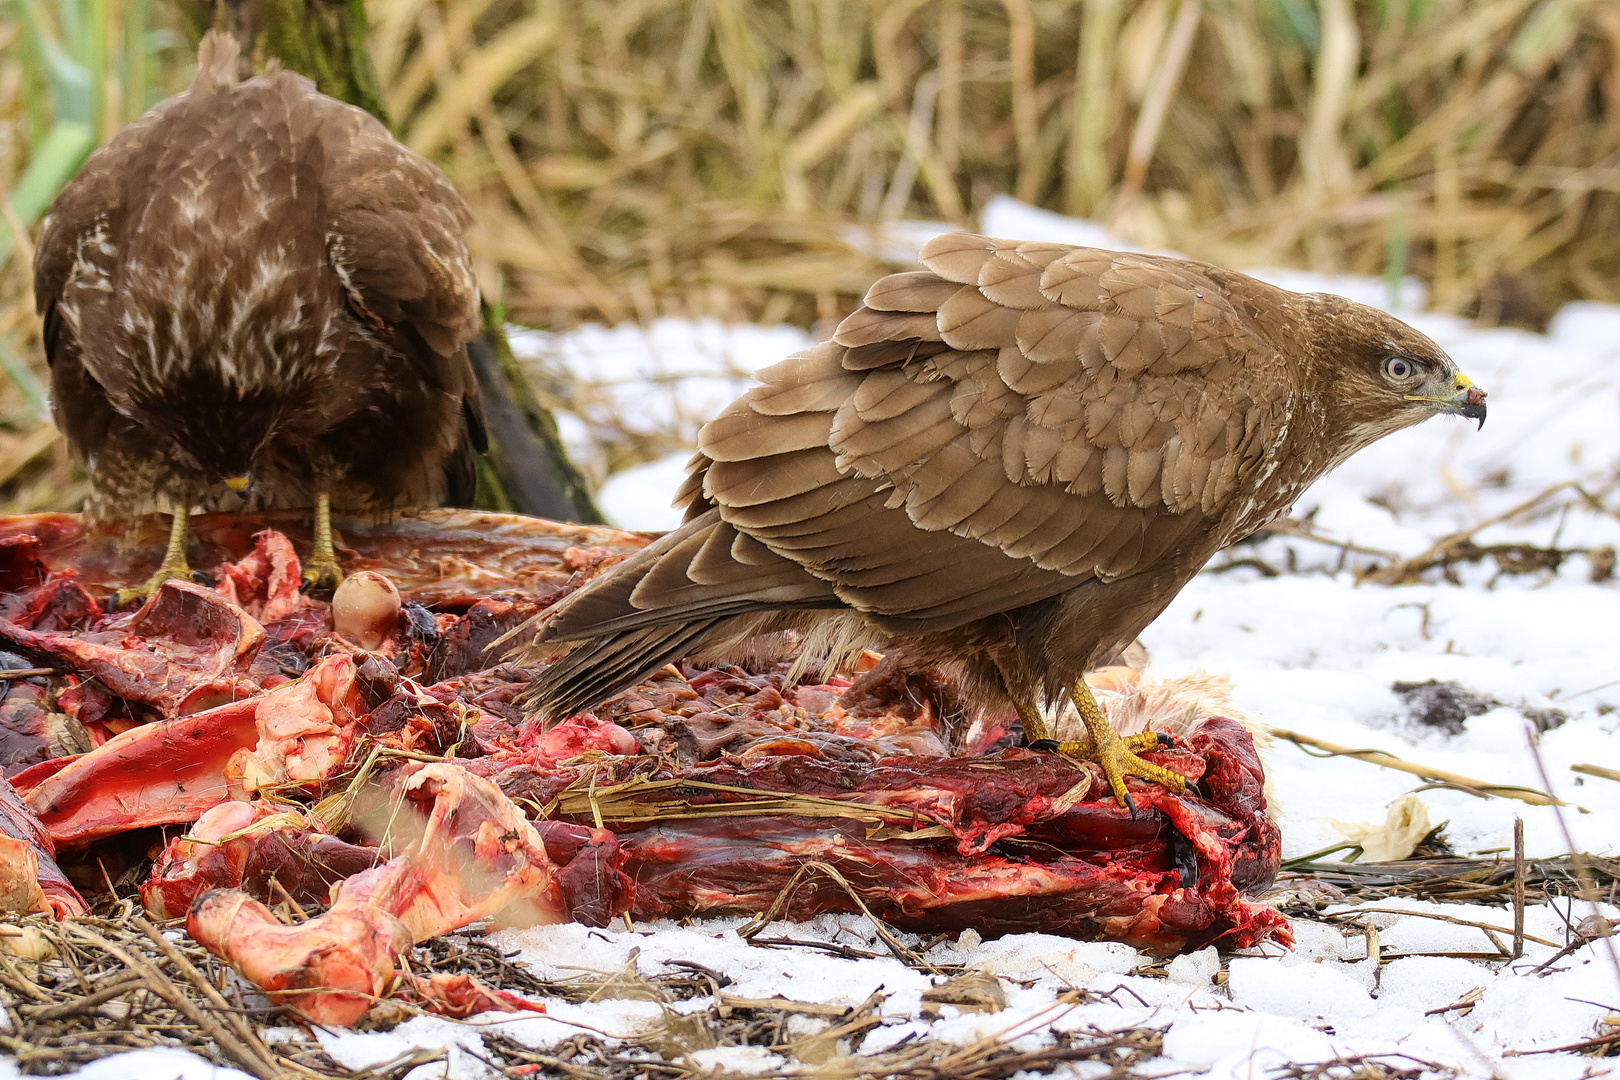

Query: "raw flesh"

xmin=141 ymin=801 xmax=378 ymax=920
xmin=19 ymin=696 xmax=261 ymax=844
xmin=480 ymin=715 xmax=1286 ymax=955
xmin=188 ymin=762 xmax=627 ymax=1025
xmin=0 ymin=510 xmax=649 ymax=607
xmin=0 ymin=775 xmax=84 ymax=917
xmin=0 ymin=509 xmax=1293 ymax=1023
xmin=0 ymin=581 xmax=267 ymax=717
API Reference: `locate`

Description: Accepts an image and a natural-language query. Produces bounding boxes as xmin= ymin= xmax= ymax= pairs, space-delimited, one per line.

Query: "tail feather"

xmin=534 ymin=509 xmax=839 ymax=647
xmin=192 ymin=31 xmax=241 ymax=94
xmin=521 ymin=507 xmax=846 ymax=719
xmin=526 ymin=620 xmax=723 ymax=720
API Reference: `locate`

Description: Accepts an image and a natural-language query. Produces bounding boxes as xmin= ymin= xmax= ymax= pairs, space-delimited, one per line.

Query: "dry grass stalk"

xmin=1572 ymin=763 xmax=1620 ymax=784
xmin=356 ymin=0 xmax=1620 ymax=331
xmin=549 ymin=770 xmax=948 ymax=835
xmin=475 ymin=986 xmax=1168 ymax=1080
xmin=1266 ymin=726 xmax=1567 ymax=807
xmin=1274 ymin=851 xmax=1620 ymax=907
xmin=0 ymin=912 xmax=424 ymax=1078
xmin=737 ymin=859 xmax=942 ymax=973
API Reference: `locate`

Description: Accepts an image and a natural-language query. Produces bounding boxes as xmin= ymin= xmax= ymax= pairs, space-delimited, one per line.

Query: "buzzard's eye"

xmin=1382 ymin=357 xmax=1419 ymax=382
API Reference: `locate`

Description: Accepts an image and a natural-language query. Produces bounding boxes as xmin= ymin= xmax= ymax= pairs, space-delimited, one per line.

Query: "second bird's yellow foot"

xmin=300 ymin=554 xmax=344 ymax=593
xmin=1032 ymin=729 xmax=1188 ymax=812
xmin=114 ymin=560 xmax=195 ymax=608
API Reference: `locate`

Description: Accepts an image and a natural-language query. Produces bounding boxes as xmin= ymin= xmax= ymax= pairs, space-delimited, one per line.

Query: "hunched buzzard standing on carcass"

xmin=34 ymin=31 xmax=485 ymax=599
xmin=526 ymin=233 xmax=1487 ymax=808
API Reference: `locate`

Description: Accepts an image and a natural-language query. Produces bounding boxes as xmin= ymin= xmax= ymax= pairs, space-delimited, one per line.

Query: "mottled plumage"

xmin=34 ymin=32 xmax=485 ymax=526
xmin=526 ymin=233 xmax=1485 ymax=796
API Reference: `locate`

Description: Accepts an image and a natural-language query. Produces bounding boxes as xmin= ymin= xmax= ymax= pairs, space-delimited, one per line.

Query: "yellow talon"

xmin=299 ymin=492 xmax=345 ymax=592
xmin=1021 ymin=680 xmax=1187 ymax=811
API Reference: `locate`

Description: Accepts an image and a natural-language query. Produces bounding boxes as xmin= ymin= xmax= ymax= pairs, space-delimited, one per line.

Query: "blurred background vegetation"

xmin=2 ymin=0 xmax=1618 ymax=515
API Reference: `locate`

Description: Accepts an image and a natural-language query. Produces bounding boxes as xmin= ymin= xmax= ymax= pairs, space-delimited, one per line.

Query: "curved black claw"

xmin=300 ymin=560 xmax=344 ymax=596
xmin=110 ymin=587 xmax=147 ymax=611
xmin=1027 ymin=738 xmax=1060 ymax=752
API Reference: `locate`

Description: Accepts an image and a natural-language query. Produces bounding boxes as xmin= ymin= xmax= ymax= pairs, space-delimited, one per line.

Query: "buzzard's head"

xmin=1304 ymin=294 xmax=1487 ymax=455
xmin=130 ymin=375 xmax=294 ymax=498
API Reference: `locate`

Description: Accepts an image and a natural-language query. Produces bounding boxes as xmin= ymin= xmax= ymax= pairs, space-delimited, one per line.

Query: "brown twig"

xmin=1359 ymin=482 xmax=1579 ymax=585
xmin=1424 ymin=986 xmax=1484 ymax=1016
xmin=1513 ymin=818 xmax=1526 ymax=958
xmin=1505 ymin=1029 xmax=1620 ymax=1056
xmin=19 ymin=976 xmax=147 ymax=1022
xmin=738 ymin=860 xmax=939 ymax=973
xmin=1321 ymin=906 xmax=1559 ymax=950
xmin=133 ymin=917 xmax=285 ymax=1070
xmin=1525 ymin=733 xmax=1620 ymax=991
xmin=1262 ymin=518 xmax=1401 ymax=559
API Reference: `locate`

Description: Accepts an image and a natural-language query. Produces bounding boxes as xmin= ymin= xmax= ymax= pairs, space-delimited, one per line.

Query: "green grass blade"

xmin=18 ymin=0 xmax=95 ymax=125
xmin=6 ymin=119 xmax=95 ymax=222
xmin=1385 ymin=201 xmax=1410 ymax=311
xmin=124 ymin=0 xmax=148 ymax=118
xmin=0 ymin=119 xmax=96 ymax=267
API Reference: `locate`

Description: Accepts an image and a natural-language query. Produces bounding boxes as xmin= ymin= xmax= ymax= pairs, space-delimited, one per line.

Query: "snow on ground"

xmin=69 ymin=201 xmax=1620 ymax=1078
xmin=306 ymin=899 xmax=1620 ymax=1080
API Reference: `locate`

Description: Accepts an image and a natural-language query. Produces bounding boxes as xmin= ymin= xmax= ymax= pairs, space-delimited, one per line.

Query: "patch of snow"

xmin=684 ymin=1046 xmax=788 ymax=1074
xmin=596 ymin=452 xmax=693 ymax=532
xmin=979 ymin=196 xmax=1141 ymax=253
xmin=1165 ymin=946 xmax=1220 ymax=986
xmin=1228 ymin=957 xmax=1378 ymax=1021
xmin=508 ymin=319 xmax=813 ymax=514
xmin=841 ymin=219 xmax=959 ymax=263
xmin=969 ymin=935 xmax=1140 ymax=984
xmin=43 ymin=1051 xmax=247 ymax=1080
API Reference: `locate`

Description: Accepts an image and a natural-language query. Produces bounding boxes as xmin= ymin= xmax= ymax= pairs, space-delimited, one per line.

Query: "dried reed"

xmin=365 ymin=0 xmax=1620 ymax=330
xmin=6 ymin=0 xmax=1620 ymax=499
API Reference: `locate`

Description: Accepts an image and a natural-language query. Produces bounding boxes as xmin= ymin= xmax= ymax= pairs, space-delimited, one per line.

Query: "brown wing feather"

xmin=529 ymin=233 xmax=1302 ymax=717
xmin=688 ymin=235 xmax=1295 ymax=628
xmin=541 ymin=508 xmax=839 ymax=644
xmin=311 ymin=75 xmax=486 ymax=503
xmin=316 ymin=91 xmax=479 ymax=358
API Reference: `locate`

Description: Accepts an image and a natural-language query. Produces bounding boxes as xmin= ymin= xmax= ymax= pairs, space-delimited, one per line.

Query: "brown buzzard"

xmin=34 ymin=32 xmax=485 ymax=597
xmin=526 ymin=233 xmax=1486 ymax=808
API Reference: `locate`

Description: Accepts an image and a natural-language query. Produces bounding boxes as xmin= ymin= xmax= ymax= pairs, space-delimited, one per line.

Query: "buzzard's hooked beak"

xmin=224 ymin=474 xmax=251 ymax=492
xmin=1406 ymin=372 xmax=1488 ymax=429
